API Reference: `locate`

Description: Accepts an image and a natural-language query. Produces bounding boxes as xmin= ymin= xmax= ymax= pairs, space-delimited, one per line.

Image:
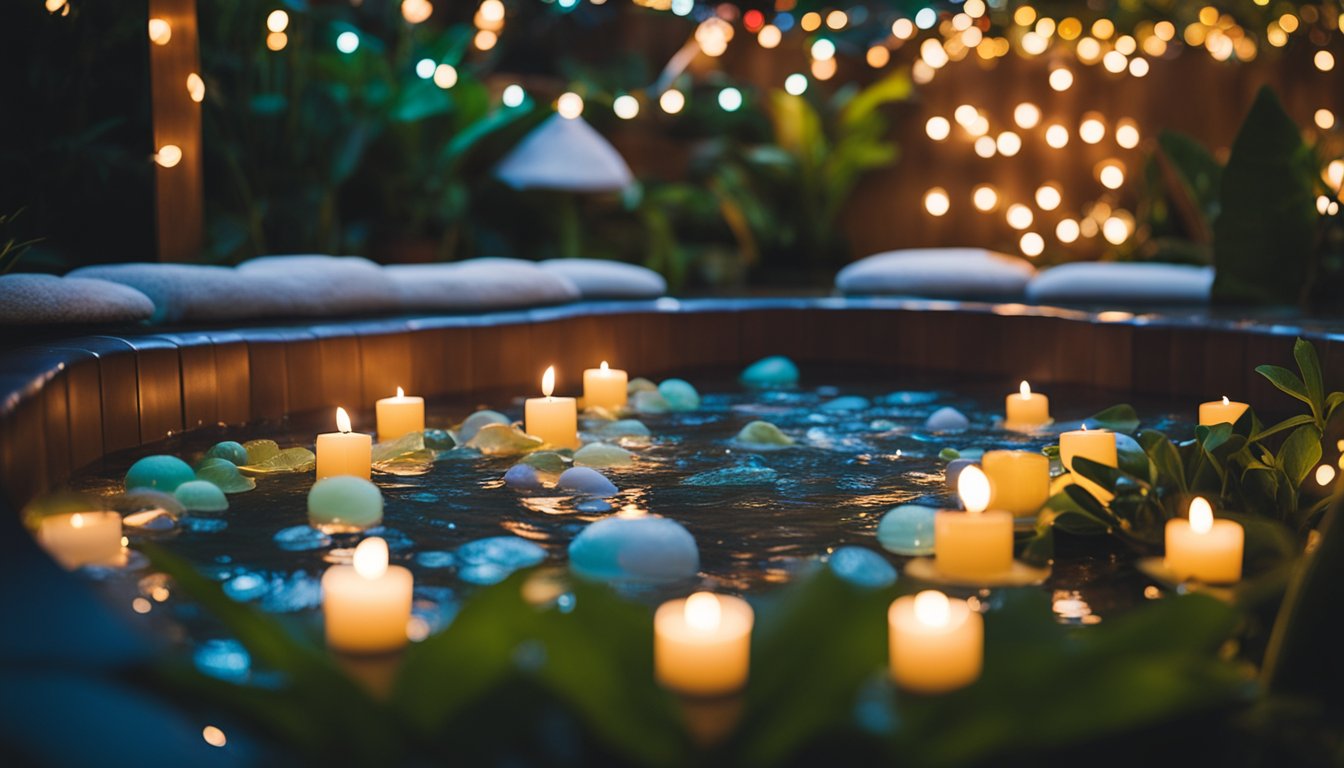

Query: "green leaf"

xmin=1292 ymin=338 xmax=1325 ymax=422
xmin=1071 ymin=456 xmax=1123 ymax=495
xmin=1277 ymin=424 xmax=1323 ymax=489
xmin=239 ymin=446 xmax=316 ymax=475
xmin=1252 ymin=413 xmax=1316 ymax=443
xmin=1087 ymin=404 xmax=1140 ymax=433
xmin=1139 ymin=429 xmax=1186 ymax=493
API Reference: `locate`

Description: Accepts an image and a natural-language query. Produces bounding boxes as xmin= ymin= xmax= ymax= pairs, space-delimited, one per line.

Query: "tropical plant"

xmin=0 ymin=209 xmax=42 ymax=275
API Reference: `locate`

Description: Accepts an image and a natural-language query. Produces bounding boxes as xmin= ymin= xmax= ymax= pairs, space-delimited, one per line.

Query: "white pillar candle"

xmin=982 ymin=450 xmax=1051 ymax=517
xmin=934 ymin=465 xmax=1014 ymax=579
xmin=1004 ymin=380 xmax=1050 ymax=428
xmin=375 ymin=387 xmax=424 ymax=442
xmin=322 ymin=537 xmax=414 ymax=654
xmin=1059 ymin=426 xmax=1118 ymax=502
xmin=525 ymin=366 xmax=579 ymax=449
xmin=1198 ymin=396 xmax=1249 ymax=427
xmin=654 ymin=592 xmax=753 ymax=696
xmin=583 ymin=361 xmax=628 ymax=411
xmin=1164 ymin=497 xmax=1243 ymax=583
xmin=888 ymin=590 xmax=983 ymax=694
xmin=36 ymin=511 xmax=123 ymax=569
xmin=316 ymin=407 xmax=372 ymax=480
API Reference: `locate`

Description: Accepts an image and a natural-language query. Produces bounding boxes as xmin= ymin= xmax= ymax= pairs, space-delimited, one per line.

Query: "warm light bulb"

xmin=659 ymin=89 xmax=685 ymax=114
xmin=1188 ymin=497 xmax=1213 ymax=535
xmin=479 ymin=0 xmax=505 ymax=24
xmin=1115 ymin=119 xmax=1140 ymax=149
xmin=556 ymin=92 xmax=583 ymax=119
xmin=1080 ymin=117 xmax=1106 ymax=144
xmin=696 ymin=18 xmax=733 ymax=57
xmin=148 ymin=18 xmax=172 ymax=46
xmin=474 ymin=29 xmax=497 ymax=50
xmin=996 ymin=131 xmax=1022 ymax=156
xmin=924 ymin=188 xmax=950 ymax=217
xmin=402 ymin=0 xmax=433 ymax=24
xmin=926 ymin=116 xmax=951 ymax=141
xmin=1315 ymin=109 xmax=1336 ymax=131
xmin=1020 ymin=381 xmax=1032 ymax=398
xmin=1020 ymin=232 xmax=1045 ymax=257
xmin=336 ymin=407 xmax=352 ymax=433
xmin=396 ymin=387 xmax=405 ymax=398
xmin=71 ymin=513 xmax=85 ymax=529
xmin=958 ymin=464 xmax=991 ymax=514
xmin=502 ymin=84 xmax=525 ymax=108
xmin=1056 ymin=218 xmax=1080 ymax=243
xmin=154 ymin=145 xmax=182 ymax=168
xmin=1035 ymin=185 xmax=1062 ymax=211
xmin=974 ymin=136 xmax=997 ymax=158
xmin=913 ymin=590 xmax=951 ymax=627
xmin=684 ymin=592 xmax=722 ymax=631
xmin=186 ymin=73 xmax=206 ymax=103
xmin=1014 ymin=102 xmax=1041 ymax=129
xmin=266 ymin=10 xmax=289 ymax=33
xmin=353 ymin=537 xmax=389 ymax=579
xmin=541 ymin=366 xmax=556 ymax=398
xmin=972 ymin=185 xmax=998 ymax=211
xmin=1045 ymin=124 xmax=1069 ymax=148
xmin=1316 ymin=464 xmax=1337 ymax=486
xmin=1048 ymin=67 xmax=1073 ymax=91
xmin=784 ymin=74 xmax=808 ymax=96
xmin=954 ymin=104 xmax=979 ymax=127
xmin=1006 ymin=204 xmax=1033 ymax=230
xmin=1316 ymin=50 xmax=1335 ymax=72
xmin=757 ymin=24 xmax=781 ymax=49
xmin=202 ymin=725 xmax=227 ymax=748
xmin=433 ymin=64 xmax=458 ymax=89
xmin=1098 ymin=161 xmax=1126 ymax=189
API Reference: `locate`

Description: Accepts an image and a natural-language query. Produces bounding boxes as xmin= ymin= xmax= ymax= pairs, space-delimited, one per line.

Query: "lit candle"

xmin=321 ymin=537 xmax=414 ymax=654
xmin=1059 ymin=425 xmax=1118 ymax=502
xmin=654 ymin=592 xmax=754 ymax=696
xmin=316 ymin=407 xmax=372 ymax=480
xmin=934 ymin=465 xmax=1014 ymax=579
xmin=583 ymin=361 xmax=628 ymax=411
xmin=888 ymin=590 xmax=983 ymax=694
xmin=1164 ymin=497 xmax=1243 ymax=583
xmin=525 ymin=366 xmax=579 ymax=449
xmin=1004 ymin=380 xmax=1050 ymax=428
xmin=982 ymin=450 xmax=1050 ymax=517
xmin=375 ymin=387 xmax=424 ymax=442
xmin=1198 ymin=395 xmax=1249 ymax=427
xmin=36 ymin=511 xmax=123 ymax=569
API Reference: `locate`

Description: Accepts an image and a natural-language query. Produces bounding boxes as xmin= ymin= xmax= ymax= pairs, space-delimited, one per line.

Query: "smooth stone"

xmin=627 ymin=377 xmax=658 ymax=394
xmin=173 ymin=481 xmax=229 ymax=513
xmin=924 ymin=406 xmax=969 ymax=432
xmin=821 ymin=396 xmax=871 ymax=412
xmin=876 ymin=505 xmax=938 ymax=556
xmin=205 ymin=441 xmax=249 ymax=466
xmin=682 ymin=464 xmax=778 ymax=486
xmin=124 ymin=455 xmax=196 ymax=493
xmin=194 ymin=458 xmax=256 ymax=493
xmin=632 ymin=389 xmax=670 ymax=414
xmin=595 ymin=419 xmax=651 ymax=438
xmin=193 ymin=638 xmax=251 ymax=683
xmin=307 ymin=476 xmax=383 ymax=533
xmin=556 ymin=467 xmax=619 ymax=497
xmin=467 ymin=423 xmax=544 ymax=456
xmin=576 ymin=498 xmax=613 ymax=513
xmin=503 ymin=464 xmax=543 ymax=491
xmin=573 ymin=443 xmax=634 ymax=468
xmin=238 ymin=446 xmax=316 ymax=475
xmin=658 ymin=379 xmax=701 ymax=412
xmin=274 ymin=525 xmax=332 ymax=551
xmin=458 ymin=536 xmax=547 ymax=571
xmin=568 ymin=515 xmax=700 ymax=584
xmin=945 ymin=459 xmax=977 ymax=490
xmin=829 ymin=546 xmax=897 ymax=588
xmin=415 ymin=551 xmax=456 ymax=569
xmin=112 ymin=490 xmax=185 ymax=520
xmin=734 ymin=420 xmax=795 ymax=448
xmin=740 ymin=356 xmax=800 ymax=388
xmin=242 ymin=439 xmax=280 ymax=464
xmin=521 ymin=451 xmax=568 ymax=474
xmin=459 ymin=410 xmax=511 ymax=442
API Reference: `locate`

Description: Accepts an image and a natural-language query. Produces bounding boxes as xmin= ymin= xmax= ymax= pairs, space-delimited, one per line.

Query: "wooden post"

xmin=148 ymin=0 xmax=203 ymax=262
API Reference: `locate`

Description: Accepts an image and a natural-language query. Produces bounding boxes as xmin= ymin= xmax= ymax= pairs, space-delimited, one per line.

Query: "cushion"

xmin=835 ymin=248 xmax=1035 ymax=299
xmin=0 ymin=274 xmax=154 ymax=326
xmin=235 ymin=255 xmax=401 ymax=317
xmin=67 ymin=263 xmax=267 ymax=323
xmin=539 ymin=258 xmax=666 ymax=299
xmin=387 ymin=259 xmax=581 ymax=311
xmin=1026 ymin=262 xmax=1214 ymax=305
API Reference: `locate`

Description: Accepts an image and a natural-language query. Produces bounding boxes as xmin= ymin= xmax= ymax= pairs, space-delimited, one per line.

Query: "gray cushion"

xmin=387 ymin=259 xmax=581 ymax=311
xmin=836 ymin=248 xmax=1035 ymax=299
xmin=235 ymin=255 xmax=402 ymax=316
xmin=68 ymin=263 xmax=271 ymax=323
xmin=539 ymin=258 xmax=666 ymax=299
xmin=0 ymin=274 xmax=154 ymax=326
xmin=1026 ymin=262 xmax=1213 ymax=305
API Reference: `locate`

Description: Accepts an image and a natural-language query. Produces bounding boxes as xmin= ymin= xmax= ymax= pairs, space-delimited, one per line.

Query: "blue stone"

xmin=569 ymin=515 xmax=699 ymax=584
xmin=876 ymin=505 xmax=938 ymax=556
xmin=658 ymin=379 xmax=701 ymax=411
xmin=124 ymin=455 xmax=196 ymax=492
xmin=205 ymin=441 xmax=249 ymax=466
xmin=741 ymin=356 xmax=799 ymax=388
xmin=829 ymin=546 xmax=897 ymax=588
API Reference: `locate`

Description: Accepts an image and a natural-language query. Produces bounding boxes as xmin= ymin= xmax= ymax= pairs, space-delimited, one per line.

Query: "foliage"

xmin=1134 ymin=131 xmax=1221 ymax=265
xmin=0 ymin=209 xmax=43 ymax=275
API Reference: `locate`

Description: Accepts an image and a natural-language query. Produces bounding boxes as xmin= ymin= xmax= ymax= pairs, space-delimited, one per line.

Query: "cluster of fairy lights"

xmin=49 ymin=0 xmax=1343 ymax=256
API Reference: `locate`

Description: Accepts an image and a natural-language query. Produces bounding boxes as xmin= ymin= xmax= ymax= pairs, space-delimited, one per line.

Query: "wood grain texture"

xmin=148 ymin=0 xmax=203 ymax=261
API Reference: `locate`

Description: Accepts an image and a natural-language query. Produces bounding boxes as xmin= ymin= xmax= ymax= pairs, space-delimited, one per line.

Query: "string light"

xmin=892 ymin=18 xmax=915 ymax=39
xmin=336 ymin=31 xmax=360 ymax=53
xmin=1020 ymin=232 xmax=1045 ymax=257
xmin=826 ymin=10 xmax=847 ymax=30
xmin=996 ymin=131 xmax=1022 ymax=156
xmin=926 ymin=116 xmax=951 ymax=141
xmin=1097 ymin=160 xmax=1126 ymax=189
xmin=914 ymin=8 xmax=936 ymax=29
xmin=1102 ymin=216 xmax=1131 ymax=244
xmin=267 ymin=31 xmax=287 ymax=51
xmin=1129 ymin=58 xmax=1150 ymax=77
xmin=972 ymin=184 xmax=999 ymax=211
xmin=920 ymin=38 xmax=949 ymax=68
xmin=1048 ymin=67 xmax=1073 ymax=91
xmin=154 ymin=145 xmax=183 ymax=168
xmin=1006 ymin=204 xmax=1033 ymax=230
xmin=659 ymin=89 xmax=686 ymax=114
xmin=1056 ymin=218 xmax=1080 ymax=243
xmin=475 ymin=29 xmax=498 ymax=50
xmin=1317 ymin=51 xmax=1337 ymax=72
xmin=757 ymin=25 xmax=781 ymax=49
xmin=266 ymin=10 xmax=289 ymax=33
xmin=613 ymin=94 xmax=639 ymax=120
xmin=556 ymin=92 xmax=583 ymax=119
xmin=811 ymin=57 xmax=837 ymax=80
xmin=415 ymin=59 xmax=436 ymax=79
xmin=1317 ymin=109 xmax=1336 ymax=130
xmin=402 ymin=0 xmax=433 ymax=24
xmin=974 ymin=135 xmax=997 ymax=157
xmin=1035 ymin=185 xmax=1062 ymax=211
xmin=502 ymin=84 xmax=525 ymax=108
xmin=811 ymin=38 xmax=836 ymax=61
xmin=866 ymin=46 xmax=890 ymax=68
xmin=801 ymin=12 xmax=821 ymax=32
xmin=924 ymin=188 xmax=951 ymax=216
xmin=696 ymin=18 xmax=733 ymax=57
xmin=433 ymin=64 xmax=458 ymax=89
xmin=784 ymin=73 xmax=808 ymax=95
xmin=718 ymin=87 xmax=743 ymax=112
xmin=148 ymin=18 xmax=172 ymax=46
xmin=186 ymin=73 xmax=205 ymax=103
xmin=1079 ymin=114 xmax=1106 ymax=144
xmin=1014 ymin=103 xmax=1041 ymax=129
xmin=1045 ymin=124 xmax=1069 ymax=148
xmin=1115 ymin=119 xmax=1141 ymax=149
xmin=1103 ymin=50 xmax=1128 ymax=73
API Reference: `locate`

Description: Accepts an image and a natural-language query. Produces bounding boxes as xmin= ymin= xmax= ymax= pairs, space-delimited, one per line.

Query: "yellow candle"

xmin=375 ymin=387 xmax=424 ymax=442
xmin=525 ymin=366 xmax=579 ymax=449
xmin=888 ymin=590 xmax=983 ymax=694
xmin=982 ymin=450 xmax=1050 ymax=517
xmin=1059 ymin=426 xmax=1118 ymax=502
xmin=1198 ymin=395 xmax=1249 ymax=426
xmin=1164 ymin=497 xmax=1243 ymax=583
xmin=36 ymin=511 xmax=123 ymax=569
xmin=583 ymin=361 xmax=628 ymax=411
xmin=654 ymin=592 xmax=753 ymax=696
xmin=322 ymin=537 xmax=414 ymax=654
xmin=1004 ymin=380 xmax=1050 ymax=428
xmin=316 ymin=407 xmax=372 ymax=480
xmin=934 ymin=465 xmax=1014 ymax=579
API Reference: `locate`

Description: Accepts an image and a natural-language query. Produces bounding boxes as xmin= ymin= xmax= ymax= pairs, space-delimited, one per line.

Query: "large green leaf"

xmin=839 ymin=69 xmax=912 ymax=130
xmin=1292 ymin=337 xmax=1325 ymax=421
xmin=1139 ymin=429 xmax=1186 ymax=493
xmin=1277 ymin=424 xmax=1323 ymax=489
xmin=1088 ymin=403 xmax=1140 ymax=433
xmin=1155 ymin=129 xmax=1223 ymax=239
xmin=1212 ymin=87 xmax=1319 ymax=305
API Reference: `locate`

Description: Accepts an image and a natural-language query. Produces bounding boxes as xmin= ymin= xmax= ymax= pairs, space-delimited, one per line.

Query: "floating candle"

xmin=36 ymin=511 xmax=123 ymax=569
xmin=316 ymin=407 xmax=372 ymax=480
xmin=322 ymin=537 xmax=414 ymax=654
xmin=1004 ymin=380 xmax=1050 ymax=427
xmin=654 ymin=592 xmax=753 ymax=696
xmin=583 ymin=361 xmax=628 ymax=411
xmin=1198 ymin=396 xmax=1249 ymax=427
xmin=982 ymin=450 xmax=1050 ymax=517
xmin=525 ymin=366 xmax=579 ymax=449
xmin=375 ymin=387 xmax=424 ymax=442
xmin=888 ymin=590 xmax=983 ymax=693
xmin=1164 ymin=497 xmax=1243 ymax=583
xmin=934 ymin=465 xmax=1014 ymax=579
xmin=1059 ymin=425 xmax=1118 ymax=502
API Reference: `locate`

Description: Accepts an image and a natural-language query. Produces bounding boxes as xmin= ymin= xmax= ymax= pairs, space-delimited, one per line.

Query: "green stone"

xmin=204 ymin=441 xmax=249 ymax=466
xmin=467 ymin=423 xmax=544 ymax=456
xmin=627 ymin=377 xmax=658 ymax=394
xmin=740 ymin=356 xmax=799 ymax=388
xmin=239 ymin=446 xmax=317 ymax=475
xmin=125 ymin=455 xmax=196 ymax=492
xmin=195 ymin=458 xmax=257 ymax=493
xmin=734 ymin=420 xmax=795 ymax=447
xmin=658 ymin=379 xmax=701 ymax=411
xmin=573 ymin=442 xmax=634 ymax=468
xmin=307 ymin=476 xmax=383 ymax=533
xmin=521 ymin=451 xmax=568 ymax=474
xmin=243 ymin=439 xmax=281 ymax=465
xmin=174 ymin=480 xmax=229 ymax=513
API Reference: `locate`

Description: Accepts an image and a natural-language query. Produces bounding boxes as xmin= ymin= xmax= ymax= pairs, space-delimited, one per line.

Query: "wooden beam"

xmin=148 ymin=0 xmax=203 ymax=262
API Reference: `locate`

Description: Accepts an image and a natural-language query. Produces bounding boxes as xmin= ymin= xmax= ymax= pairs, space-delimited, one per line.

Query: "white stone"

xmin=1026 ymin=262 xmax=1213 ymax=305
xmin=387 ymin=259 xmax=580 ymax=311
xmin=0 ymin=274 xmax=154 ymax=326
xmin=495 ymin=114 xmax=633 ymax=192
xmin=538 ymin=258 xmax=666 ymax=299
xmin=556 ymin=466 xmax=619 ymax=497
xmin=925 ymin=406 xmax=969 ymax=432
xmin=836 ymin=248 xmax=1035 ymax=298
xmin=568 ymin=515 xmax=700 ymax=584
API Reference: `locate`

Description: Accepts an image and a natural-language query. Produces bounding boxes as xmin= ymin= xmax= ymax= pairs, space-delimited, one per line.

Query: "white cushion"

xmin=1026 ymin=262 xmax=1214 ymax=305
xmin=0 ymin=274 xmax=154 ymax=326
xmin=539 ymin=258 xmax=665 ymax=299
xmin=68 ymin=263 xmax=265 ymax=323
xmin=836 ymin=248 xmax=1035 ymax=298
xmin=494 ymin=115 xmax=633 ymax=192
xmin=235 ymin=255 xmax=401 ymax=316
xmin=387 ymin=259 xmax=580 ymax=311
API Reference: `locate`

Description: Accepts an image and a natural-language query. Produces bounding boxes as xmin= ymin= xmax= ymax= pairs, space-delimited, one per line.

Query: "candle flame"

xmin=542 ymin=366 xmax=556 ymax=398
xmin=1081 ymin=424 xmax=1088 ymax=431
xmin=1221 ymin=395 xmax=1229 ymax=406
xmin=684 ymin=591 xmax=722 ymax=631
xmin=958 ymin=464 xmax=991 ymax=515
xmin=71 ymin=512 xmax=85 ymax=529
xmin=336 ymin=407 xmax=352 ymax=434
xmin=1020 ymin=380 xmax=1031 ymax=398
xmin=396 ymin=386 xmax=404 ymax=398
xmin=600 ymin=361 xmax=609 ymax=371
xmin=913 ymin=590 xmax=951 ymax=628
xmin=1189 ymin=497 xmax=1214 ymax=534
xmin=353 ymin=537 xmax=389 ymax=579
